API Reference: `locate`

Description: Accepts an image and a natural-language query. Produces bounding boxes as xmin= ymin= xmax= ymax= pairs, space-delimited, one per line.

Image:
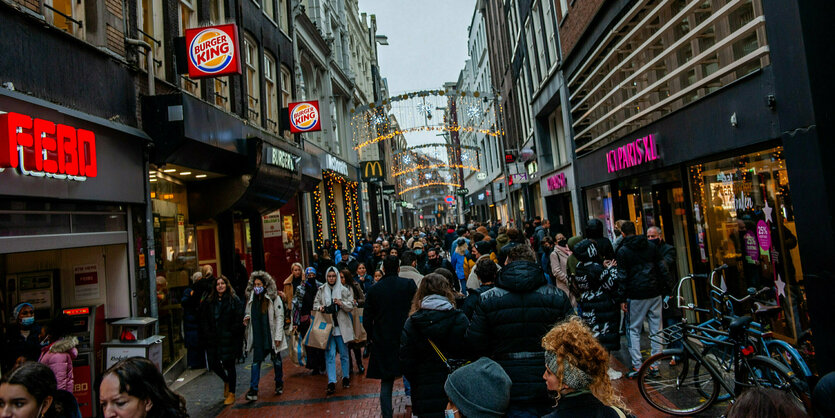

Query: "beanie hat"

xmin=304 ymin=267 xmax=317 ymax=275
xmin=13 ymin=302 xmax=33 ymax=320
xmin=474 ymin=240 xmax=492 ymax=256
xmin=544 ymin=350 xmax=593 ymax=391
xmin=444 ymin=357 xmax=511 ymax=417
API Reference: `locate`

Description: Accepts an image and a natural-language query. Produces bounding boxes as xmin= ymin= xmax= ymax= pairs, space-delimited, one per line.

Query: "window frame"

xmin=264 ymin=52 xmax=278 ymax=133
xmin=244 ymin=35 xmax=262 ymax=124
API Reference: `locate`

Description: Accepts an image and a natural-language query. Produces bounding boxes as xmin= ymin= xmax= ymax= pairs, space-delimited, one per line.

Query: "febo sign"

xmin=185 ymin=24 xmax=242 ymax=78
xmin=606 ymin=134 xmax=659 ymax=173
xmin=289 ymin=101 xmax=322 ymax=133
xmin=0 ymin=112 xmax=97 ymax=180
xmin=546 ymin=172 xmax=567 ymax=191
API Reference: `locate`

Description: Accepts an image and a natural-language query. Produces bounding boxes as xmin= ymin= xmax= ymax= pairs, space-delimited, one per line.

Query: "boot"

xmin=224 ymin=391 xmax=236 ymax=405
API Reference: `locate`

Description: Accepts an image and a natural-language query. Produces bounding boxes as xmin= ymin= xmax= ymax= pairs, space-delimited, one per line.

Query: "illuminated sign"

xmin=185 ymin=24 xmax=242 ymax=79
xmin=266 ymin=146 xmax=297 ymax=172
xmin=444 ymin=195 xmax=454 ymax=204
xmin=546 ymin=172 xmax=567 ymax=191
xmin=0 ymin=111 xmax=97 ymax=181
xmin=289 ymin=101 xmax=322 ymax=133
xmin=325 ymin=154 xmax=348 ymax=177
xmin=63 ymin=307 xmax=90 ymax=316
xmin=361 ymin=160 xmax=385 ymax=182
xmin=606 ymin=134 xmax=659 ymax=173
xmin=476 ymin=172 xmax=487 ymax=180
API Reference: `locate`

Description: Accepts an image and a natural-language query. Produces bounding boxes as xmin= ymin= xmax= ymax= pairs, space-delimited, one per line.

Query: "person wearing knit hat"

xmin=4 ymin=302 xmax=42 ymax=372
xmin=444 ymin=357 xmax=511 ymax=417
xmin=540 ymin=317 xmax=632 ymax=418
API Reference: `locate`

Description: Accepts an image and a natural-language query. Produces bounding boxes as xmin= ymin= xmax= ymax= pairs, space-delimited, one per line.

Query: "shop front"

xmin=308 ymin=151 xmax=362 ymax=252
xmin=540 ymin=167 xmax=576 ymax=238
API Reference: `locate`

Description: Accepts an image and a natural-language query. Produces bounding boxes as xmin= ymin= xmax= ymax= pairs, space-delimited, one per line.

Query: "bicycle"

xmin=637 ymin=268 xmax=810 ymax=415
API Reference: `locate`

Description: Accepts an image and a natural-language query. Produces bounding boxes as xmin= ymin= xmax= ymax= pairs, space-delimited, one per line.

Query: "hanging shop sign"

xmin=288 ymin=101 xmax=322 ymax=133
xmin=184 ymin=24 xmax=242 ymax=79
xmin=456 ymin=188 xmax=469 ymax=196
xmin=444 ymin=195 xmax=454 ymax=204
xmin=546 ymin=172 xmax=567 ymax=192
xmin=476 ymin=172 xmax=487 ymax=180
xmin=0 ymin=111 xmax=97 ymax=180
xmin=382 ymin=185 xmax=396 ymax=195
xmin=606 ymin=134 xmax=659 ymax=173
xmin=360 ymin=160 xmax=385 ymax=182
xmin=324 ymin=154 xmax=348 ymax=177
xmin=266 ymin=146 xmax=297 ymax=172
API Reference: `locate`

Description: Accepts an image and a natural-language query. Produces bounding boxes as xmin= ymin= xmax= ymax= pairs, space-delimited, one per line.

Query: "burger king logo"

xmin=289 ymin=101 xmax=322 ymax=133
xmin=184 ymin=24 xmax=241 ymax=79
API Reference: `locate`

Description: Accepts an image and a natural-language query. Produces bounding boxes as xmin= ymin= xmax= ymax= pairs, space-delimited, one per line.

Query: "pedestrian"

xmin=450 ymin=239 xmax=469 ymax=294
xmin=615 ymin=221 xmax=670 ymax=377
xmin=400 ymin=273 xmax=469 ymax=417
xmin=426 ymin=247 xmax=453 ymax=273
xmin=38 ymin=314 xmax=78 ymax=392
xmin=243 ymin=271 xmax=287 ymax=401
xmin=313 ymin=267 xmax=355 ymax=395
xmin=354 ymin=262 xmax=373 ymax=294
xmin=181 ymin=272 xmax=207 ymax=369
xmin=100 ymin=357 xmax=189 ymax=418
xmin=412 ymin=241 xmax=428 ymax=273
xmin=0 ymin=362 xmax=65 ymax=418
xmin=461 ymin=257 xmax=499 ymax=319
xmin=199 ymin=275 xmax=244 ymax=405
xmin=363 ymin=256 xmax=418 ymax=418
xmin=295 ymin=267 xmax=325 ymax=375
xmin=465 ymin=244 xmax=574 ymax=417
xmin=585 ymin=219 xmax=615 ymax=262
xmin=443 ymin=357 xmax=512 ymax=418
xmin=550 ymin=233 xmax=575 ymax=306
xmin=540 ymin=236 xmax=555 ymax=286
xmin=647 ymin=226 xmax=683 ymax=358
xmin=725 ymin=386 xmax=808 ymax=418
xmin=465 ymin=240 xmax=496 ymax=291
xmin=282 ymin=262 xmax=304 ymax=326
xmin=571 ymin=239 xmax=624 ymax=380
xmin=540 ymin=317 xmax=632 ymax=418
xmin=398 ymin=251 xmax=424 ymax=287
xmin=534 ymin=219 xmax=551 ymax=255
xmin=342 ymin=270 xmax=366 ymax=375
xmin=3 ymin=303 xmax=42 ymax=374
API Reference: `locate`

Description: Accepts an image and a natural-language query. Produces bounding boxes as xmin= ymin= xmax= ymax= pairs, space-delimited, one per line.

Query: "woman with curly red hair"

xmin=540 ymin=317 xmax=632 ymax=418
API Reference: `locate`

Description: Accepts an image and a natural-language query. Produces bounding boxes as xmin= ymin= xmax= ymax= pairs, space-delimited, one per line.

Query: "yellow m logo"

xmin=363 ymin=161 xmax=383 ymax=177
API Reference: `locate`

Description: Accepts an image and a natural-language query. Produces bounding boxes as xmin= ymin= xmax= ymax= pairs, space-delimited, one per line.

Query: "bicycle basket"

xmin=650 ymin=323 xmax=684 ymax=345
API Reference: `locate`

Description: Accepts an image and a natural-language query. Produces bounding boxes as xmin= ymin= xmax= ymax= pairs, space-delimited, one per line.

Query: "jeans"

xmin=628 ymin=296 xmax=663 ymax=370
xmin=249 ymin=352 xmax=283 ymax=390
xmin=380 ymin=378 xmax=394 ymax=418
xmin=403 ymin=376 xmax=411 ymax=397
xmin=326 ymin=334 xmax=350 ymax=384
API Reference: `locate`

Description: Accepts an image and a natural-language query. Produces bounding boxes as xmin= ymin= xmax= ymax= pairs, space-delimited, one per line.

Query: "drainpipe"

xmin=125 ymin=38 xmax=156 ymax=96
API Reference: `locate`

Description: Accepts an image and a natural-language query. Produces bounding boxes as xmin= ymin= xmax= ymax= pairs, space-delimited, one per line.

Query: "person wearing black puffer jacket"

xmin=615 ymin=221 xmax=670 ymax=377
xmin=466 ymin=244 xmax=574 ymax=417
xmin=400 ymin=274 xmax=469 ymax=417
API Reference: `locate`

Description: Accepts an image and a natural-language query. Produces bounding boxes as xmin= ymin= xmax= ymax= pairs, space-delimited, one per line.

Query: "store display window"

xmin=585 ymin=184 xmax=616 ymax=241
xmin=689 ymin=146 xmax=808 ymax=341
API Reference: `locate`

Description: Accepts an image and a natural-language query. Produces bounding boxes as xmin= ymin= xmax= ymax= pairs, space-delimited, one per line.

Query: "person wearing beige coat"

xmin=313 ymin=266 xmax=355 ymax=394
xmin=550 ymin=240 xmax=576 ymax=307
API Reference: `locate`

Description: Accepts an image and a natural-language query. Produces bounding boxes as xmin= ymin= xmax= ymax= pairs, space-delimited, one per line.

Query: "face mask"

xmin=414 ymin=249 xmax=423 ymax=255
xmin=557 ymin=239 xmax=568 ymax=247
xmin=21 ymin=316 xmax=35 ymax=327
xmin=444 ymin=409 xmax=457 ymax=418
xmin=649 ymin=238 xmax=660 ymax=245
xmin=253 ymin=286 xmax=265 ymax=295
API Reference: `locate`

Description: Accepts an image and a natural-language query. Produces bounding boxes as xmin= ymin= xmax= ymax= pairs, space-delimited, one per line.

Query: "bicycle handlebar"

xmin=676 ymin=265 xmax=728 ymax=311
xmin=726 ymin=287 xmax=772 ymax=303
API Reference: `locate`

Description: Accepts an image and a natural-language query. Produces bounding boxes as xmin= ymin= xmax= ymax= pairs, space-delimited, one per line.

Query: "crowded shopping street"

xmin=2 ymin=0 xmax=835 ymax=417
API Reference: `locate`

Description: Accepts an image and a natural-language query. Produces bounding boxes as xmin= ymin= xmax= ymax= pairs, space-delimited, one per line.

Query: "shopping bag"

xmin=288 ymin=332 xmax=307 ymax=367
xmin=352 ymin=307 xmax=367 ymax=343
xmin=303 ymin=311 xmax=333 ymax=350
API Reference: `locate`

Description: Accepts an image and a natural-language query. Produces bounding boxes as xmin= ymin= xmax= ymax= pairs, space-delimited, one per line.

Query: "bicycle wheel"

xmin=638 ymin=351 xmax=719 ymax=416
xmin=767 ymin=340 xmax=812 ymax=382
xmin=739 ymin=356 xmax=811 ymax=410
xmin=694 ymin=344 xmax=734 ymax=401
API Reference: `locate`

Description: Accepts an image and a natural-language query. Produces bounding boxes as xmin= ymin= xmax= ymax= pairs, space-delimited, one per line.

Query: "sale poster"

xmin=74 ymin=264 xmax=100 ymax=300
xmin=263 ymin=212 xmax=282 ymax=238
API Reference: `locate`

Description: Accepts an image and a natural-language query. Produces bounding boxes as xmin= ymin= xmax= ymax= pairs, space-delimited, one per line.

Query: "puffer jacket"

xmin=615 ymin=235 xmax=670 ymax=300
xmin=39 ymin=337 xmax=78 ymax=392
xmin=572 ymin=239 xmax=623 ymax=352
xmin=199 ymin=293 xmax=245 ymax=361
xmin=400 ymin=303 xmax=469 ymax=417
xmin=466 ymin=260 xmax=574 ymax=407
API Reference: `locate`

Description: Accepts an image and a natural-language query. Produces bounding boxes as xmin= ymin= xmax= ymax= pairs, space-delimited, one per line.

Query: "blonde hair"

xmin=541 ymin=317 xmax=629 ymax=413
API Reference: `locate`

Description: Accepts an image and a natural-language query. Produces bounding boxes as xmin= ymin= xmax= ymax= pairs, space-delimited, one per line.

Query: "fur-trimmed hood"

xmin=245 ymin=270 xmax=278 ymax=300
xmin=48 ymin=336 xmax=78 ymax=354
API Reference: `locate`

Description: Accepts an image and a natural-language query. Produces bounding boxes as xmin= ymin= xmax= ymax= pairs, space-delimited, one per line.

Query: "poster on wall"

xmin=263 ymin=212 xmax=282 ymax=238
xmin=177 ymin=214 xmax=186 ymax=252
xmin=74 ymin=264 xmax=100 ymax=300
xmin=283 ymin=216 xmax=295 ymax=248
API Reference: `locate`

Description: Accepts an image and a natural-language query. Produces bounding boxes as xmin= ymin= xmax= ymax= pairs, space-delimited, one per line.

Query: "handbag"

xmin=303 ymin=310 xmax=333 ymax=350
xmin=352 ymin=307 xmax=367 ymax=343
xmin=288 ymin=332 xmax=307 ymax=367
xmin=428 ymin=339 xmax=470 ymax=374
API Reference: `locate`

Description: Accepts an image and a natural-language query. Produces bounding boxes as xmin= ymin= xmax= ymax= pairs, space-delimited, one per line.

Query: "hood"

xmin=48 ymin=336 xmax=78 ymax=354
xmin=566 ymin=236 xmax=584 ymax=251
xmin=585 ymin=219 xmax=604 ymax=239
xmin=245 ymin=270 xmax=278 ymax=300
xmin=622 ymin=234 xmax=649 ymax=250
xmin=420 ymin=294 xmax=454 ymax=311
xmin=410 ymin=308 xmax=462 ymax=339
xmin=573 ymin=239 xmax=601 ymax=263
xmin=497 ymin=260 xmax=546 ymax=292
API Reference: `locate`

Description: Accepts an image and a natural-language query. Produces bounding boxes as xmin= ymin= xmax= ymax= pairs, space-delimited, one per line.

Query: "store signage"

xmin=324 ymin=154 xmax=348 ymax=177
xmin=547 ymin=172 xmax=567 ymax=191
xmin=185 ymin=24 xmax=242 ymax=79
xmin=606 ymin=134 xmax=659 ymax=173
xmin=0 ymin=111 xmax=97 ymax=181
xmin=526 ymin=160 xmax=538 ymax=177
xmin=288 ymin=101 xmax=322 ymax=133
xmin=445 ymin=195 xmax=454 ymax=204
xmin=360 ymin=160 xmax=385 ymax=182
xmin=266 ymin=146 xmax=297 ymax=172
xmin=456 ymin=188 xmax=469 ymax=196
xmin=756 ymin=220 xmax=771 ymax=252
xmin=477 ymin=172 xmax=487 ymax=180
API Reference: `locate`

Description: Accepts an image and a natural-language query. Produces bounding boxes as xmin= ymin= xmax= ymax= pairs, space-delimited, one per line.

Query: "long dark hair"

xmin=103 ymin=357 xmax=189 ymax=418
xmin=410 ymin=273 xmax=456 ymax=314
xmin=1 ymin=362 xmax=56 ymax=409
xmin=208 ymin=275 xmax=236 ymax=302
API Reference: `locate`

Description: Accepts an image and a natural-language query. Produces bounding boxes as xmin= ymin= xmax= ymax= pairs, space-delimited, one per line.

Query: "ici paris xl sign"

xmin=605 ymin=134 xmax=659 ymax=174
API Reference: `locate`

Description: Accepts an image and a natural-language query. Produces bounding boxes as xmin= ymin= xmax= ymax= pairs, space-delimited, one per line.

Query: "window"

xmin=264 ymin=0 xmax=275 ymax=21
xmin=44 ymin=0 xmax=85 ymax=39
xmin=543 ymin=0 xmax=558 ymax=64
xmin=264 ymin=53 xmax=278 ymax=132
xmin=209 ymin=0 xmax=225 ymax=23
xmin=559 ymin=0 xmax=569 ymax=22
xmin=278 ymin=0 xmax=289 ymax=34
xmin=548 ymin=107 xmax=568 ymax=167
xmin=138 ymin=0 xmax=165 ymax=79
xmin=525 ymin=18 xmax=540 ymax=85
xmin=532 ymin=2 xmax=549 ymax=82
xmin=179 ymin=0 xmax=200 ymax=98
xmin=280 ymin=65 xmax=293 ymax=138
xmin=244 ymin=36 xmax=261 ymax=124
xmin=214 ymin=78 xmax=230 ymax=111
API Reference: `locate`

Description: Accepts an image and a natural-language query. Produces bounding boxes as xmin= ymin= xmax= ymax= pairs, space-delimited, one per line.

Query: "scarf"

xmin=420 ymin=294 xmax=454 ymax=311
xmin=323 ymin=266 xmax=344 ymax=305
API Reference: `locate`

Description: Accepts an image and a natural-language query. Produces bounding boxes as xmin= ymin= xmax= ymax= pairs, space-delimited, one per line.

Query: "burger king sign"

xmin=184 ymin=24 xmax=242 ymax=79
xmin=288 ymin=101 xmax=322 ymax=133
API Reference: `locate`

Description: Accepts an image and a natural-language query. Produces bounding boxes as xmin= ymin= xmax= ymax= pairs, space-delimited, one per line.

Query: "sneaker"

xmin=342 ymin=377 xmax=350 ymax=389
xmin=607 ymin=368 xmax=623 ymax=380
xmin=669 ymin=357 xmax=677 ymax=366
xmin=627 ymin=368 xmax=640 ymax=379
xmin=245 ymin=389 xmax=258 ymax=401
xmin=648 ymin=366 xmax=660 ymax=377
xmin=326 ymin=382 xmax=336 ymax=395
xmin=274 ymin=384 xmax=283 ymax=396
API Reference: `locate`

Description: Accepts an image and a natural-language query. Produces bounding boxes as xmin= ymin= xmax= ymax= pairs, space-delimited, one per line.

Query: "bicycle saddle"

xmin=729 ymin=315 xmax=754 ymax=332
xmin=754 ymin=302 xmax=782 ymax=316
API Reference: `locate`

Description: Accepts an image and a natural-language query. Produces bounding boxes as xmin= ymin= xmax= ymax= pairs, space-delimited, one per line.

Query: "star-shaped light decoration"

xmin=462 ymin=152 xmax=470 ymax=162
xmin=467 ymin=105 xmax=480 ymax=119
xmin=444 ymin=174 xmax=452 ymax=181
xmin=371 ymin=114 xmax=386 ymax=127
xmin=417 ymin=103 xmax=432 ymax=114
xmin=775 ymin=274 xmax=786 ymax=298
xmin=763 ymin=200 xmax=773 ymax=223
xmin=424 ymin=173 xmax=432 ymax=180
xmin=406 ymin=178 xmax=413 ymax=186
xmin=402 ymin=155 xmax=412 ymax=165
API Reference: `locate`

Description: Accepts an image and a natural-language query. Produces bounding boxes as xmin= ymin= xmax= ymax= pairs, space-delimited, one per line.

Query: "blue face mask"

xmin=21 ymin=317 xmax=35 ymax=327
xmin=253 ymin=286 xmax=265 ymax=295
xmin=414 ymin=249 xmax=423 ymax=255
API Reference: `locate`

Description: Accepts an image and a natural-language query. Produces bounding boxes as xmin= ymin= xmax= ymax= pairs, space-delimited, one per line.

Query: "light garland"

xmin=353 ymin=125 xmax=504 ymax=150
xmin=397 ymin=181 xmax=461 ymax=195
xmin=313 ymin=183 xmax=324 ymax=249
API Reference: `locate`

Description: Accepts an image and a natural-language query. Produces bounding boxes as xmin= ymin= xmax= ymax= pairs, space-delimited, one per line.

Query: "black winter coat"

xmin=542 ymin=391 xmax=633 ymax=418
xmin=572 ymin=240 xmax=623 ymax=352
xmin=466 ymin=260 xmax=574 ymax=407
xmin=363 ymin=275 xmax=417 ymax=380
xmin=400 ymin=309 xmax=469 ymax=417
xmin=461 ymin=284 xmax=495 ymax=319
xmin=615 ymin=235 xmax=670 ymax=300
xmin=199 ymin=294 xmax=244 ymax=361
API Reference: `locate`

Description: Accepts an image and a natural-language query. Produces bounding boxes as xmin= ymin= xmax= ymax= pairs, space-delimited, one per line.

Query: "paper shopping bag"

xmin=352 ymin=307 xmax=367 ymax=343
xmin=303 ymin=311 xmax=333 ymax=350
xmin=288 ymin=332 xmax=307 ymax=367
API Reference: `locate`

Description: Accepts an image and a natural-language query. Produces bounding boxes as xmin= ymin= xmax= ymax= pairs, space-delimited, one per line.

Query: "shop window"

xmin=178 ymin=0 xmax=201 ymax=98
xmin=244 ymin=36 xmax=261 ymax=124
xmin=44 ymin=0 xmax=85 ymax=40
xmin=264 ymin=52 xmax=278 ymax=133
xmin=138 ymin=0 xmax=166 ymax=79
xmin=585 ymin=184 xmax=616 ymax=241
xmin=689 ymin=146 xmax=807 ymax=341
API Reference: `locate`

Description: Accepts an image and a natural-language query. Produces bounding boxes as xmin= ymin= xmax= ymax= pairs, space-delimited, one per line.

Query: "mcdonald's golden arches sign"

xmin=360 ymin=160 xmax=385 ymax=182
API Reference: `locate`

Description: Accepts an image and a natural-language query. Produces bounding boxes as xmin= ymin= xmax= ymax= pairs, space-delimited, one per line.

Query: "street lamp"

xmin=375 ymin=35 xmax=389 ymax=45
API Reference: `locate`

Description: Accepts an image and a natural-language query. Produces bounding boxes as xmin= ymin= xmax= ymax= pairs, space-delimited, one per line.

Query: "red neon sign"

xmin=0 ymin=112 xmax=97 ymax=179
xmin=63 ymin=307 xmax=90 ymax=316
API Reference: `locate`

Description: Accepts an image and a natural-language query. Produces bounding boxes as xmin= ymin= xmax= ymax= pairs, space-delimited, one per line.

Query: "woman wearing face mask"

xmin=3 ymin=303 xmax=41 ymax=374
xmin=199 ymin=275 xmax=244 ymax=405
xmin=100 ymin=357 xmax=188 ymax=418
xmin=295 ymin=267 xmax=325 ymax=375
xmin=0 ymin=362 xmax=57 ymax=418
xmin=341 ymin=269 xmax=366 ymax=375
xmin=313 ymin=267 xmax=355 ymax=395
xmin=243 ymin=271 xmax=287 ymax=401
xmin=282 ymin=263 xmax=304 ymax=332
xmin=550 ymin=233 xmax=575 ymax=307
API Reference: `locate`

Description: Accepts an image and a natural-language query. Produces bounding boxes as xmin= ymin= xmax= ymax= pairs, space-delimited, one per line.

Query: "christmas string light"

xmin=313 ymin=183 xmax=324 ymax=249
xmin=397 ymin=181 xmax=460 ymax=195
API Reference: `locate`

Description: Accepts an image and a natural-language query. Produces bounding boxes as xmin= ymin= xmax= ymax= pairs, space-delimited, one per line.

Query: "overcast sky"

xmin=359 ymin=0 xmax=476 ymax=96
